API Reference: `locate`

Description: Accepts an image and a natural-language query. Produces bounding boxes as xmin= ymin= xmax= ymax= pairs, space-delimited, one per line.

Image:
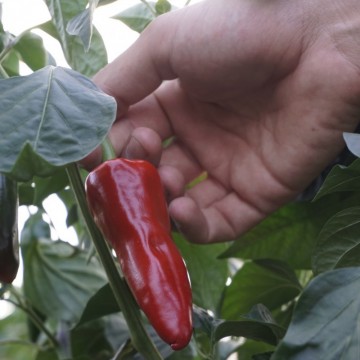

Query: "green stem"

xmin=6 ymin=296 xmax=58 ymax=348
xmin=66 ymin=163 xmax=162 ymax=360
xmin=101 ymin=137 xmax=116 ymax=161
xmin=140 ymin=0 xmax=157 ymax=16
xmin=0 ymin=64 xmax=8 ymax=78
xmin=0 ymin=339 xmax=37 ymax=347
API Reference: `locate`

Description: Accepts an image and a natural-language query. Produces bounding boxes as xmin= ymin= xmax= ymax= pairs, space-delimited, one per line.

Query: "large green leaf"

xmin=44 ymin=0 xmax=107 ymax=76
xmin=272 ymin=267 xmax=360 ymax=360
xmin=313 ymin=158 xmax=360 ymax=200
xmin=173 ymin=232 xmax=229 ymax=314
xmin=21 ymin=212 xmax=107 ymax=323
xmin=0 ymin=66 xmax=116 ymax=181
xmin=312 ymin=206 xmax=360 ymax=274
xmin=221 ymin=259 xmax=301 ymax=320
xmin=218 ymin=194 xmax=360 ymax=269
xmin=112 ymin=2 xmax=156 ymax=33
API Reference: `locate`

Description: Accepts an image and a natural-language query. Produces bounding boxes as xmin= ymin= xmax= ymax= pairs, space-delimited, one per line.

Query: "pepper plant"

xmin=1 ymin=1 xmax=360 ymax=360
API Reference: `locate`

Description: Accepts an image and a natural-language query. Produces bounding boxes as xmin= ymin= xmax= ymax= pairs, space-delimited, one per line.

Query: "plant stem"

xmin=5 ymin=296 xmax=58 ymax=348
xmin=101 ymin=137 xmax=116 ymax=161
xmin=140 ymin=0 xmax=157 ymax=16
xmin=66 ymin=163 xmax=162 ymax=360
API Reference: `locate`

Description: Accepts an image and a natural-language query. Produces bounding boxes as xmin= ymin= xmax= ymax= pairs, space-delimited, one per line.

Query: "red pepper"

xmin=85 ymin=158 xmax=193 ymax=350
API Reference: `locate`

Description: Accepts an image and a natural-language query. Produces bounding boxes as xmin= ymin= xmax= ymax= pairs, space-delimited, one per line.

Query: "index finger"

xmin=92 ymin=11 xmax=181 ymax=116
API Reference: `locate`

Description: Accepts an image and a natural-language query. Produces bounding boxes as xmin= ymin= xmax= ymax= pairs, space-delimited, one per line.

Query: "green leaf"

xmin=236 ymin=340 xmax=274 ymax=360
xmin=66 ymin=0 xmax=99 ymax=51
xmin=21 ymin=212 xmax=107 ymax=323
xmin=312 ymin=206 xmax=360 ymax=274
xmin=44 ymin=0 xmax=107 ymax=76
xmin=71 ymin=320 xmax=114 ymax=359
xmin=343 ymin=132 xmax=360 ymax=158
xmin=112 ymin=3 xmax=156 ymax=33
xmin=218 ymin=195 xmax=360 ymax=269
xmin=18 ymin=169 xmax=69 ymax=207
xmin=33 ymin=169 xmax=69 ymax=205
xmin=155 ymin=0 xmax=172 ymax=15
xmin=0 ymin=307 xmax=38 ymax=360
xmin=14 ymin=31 xmax=47 ymax=71
xmin=313 ymin=158 xmax=360 ymax=200
xmin=252 ymin=352 xmax=273 ymax=360
xmin=221 ymin=259 xmax=301 ymax=320
xmin=173 ymin=232 xmax=229 ymax=314
xmin=215 ymin=305 xmax=285 ymax=346
xmin=272 ymin=267 xmax=360 ymax=360
xmin=76 ymin=283 xmax=120 ymax=327
xmin=194 ymin=304 xmax=285 ymax=348
xmin=35 ymin=348 xmax=59 ymax=360
xmin=0 ymin=66 xmax=116 ymax=181
xmin=2 ymin=50 xmax=20 ymax=77
xmin=37 ymin=21 xmax=60 ymax=42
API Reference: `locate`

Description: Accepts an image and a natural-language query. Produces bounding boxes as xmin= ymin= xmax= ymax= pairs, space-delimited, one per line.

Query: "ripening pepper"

xmin=85 ymin=158 xmax=193 ymax=350
xmin=0 ymin=174 xmax=19 ymax=284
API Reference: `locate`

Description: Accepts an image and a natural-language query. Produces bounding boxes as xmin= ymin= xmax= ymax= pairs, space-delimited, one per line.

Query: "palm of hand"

xmin=93 ymin=0 xmax=360 ymax=243
xmin=155 ymin=22 xmax=360 ymax=242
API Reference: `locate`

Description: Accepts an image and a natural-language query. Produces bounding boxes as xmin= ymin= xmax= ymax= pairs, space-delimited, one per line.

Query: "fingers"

xmin=169 ymin=188 xmax=267 ymax=244
xmin=92 ymin=11 xmax=182 ymax=113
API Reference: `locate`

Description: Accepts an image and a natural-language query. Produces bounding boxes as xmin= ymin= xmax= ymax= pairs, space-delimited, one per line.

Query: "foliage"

xmin=1 ymin=1 xmax=360 ymax=359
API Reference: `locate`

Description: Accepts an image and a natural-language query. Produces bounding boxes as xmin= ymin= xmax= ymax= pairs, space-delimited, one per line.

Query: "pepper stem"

xmin=66 ymin=163 xmax=162 ymax=360
xmin=101 ymin=137 xmax=116 ymax=161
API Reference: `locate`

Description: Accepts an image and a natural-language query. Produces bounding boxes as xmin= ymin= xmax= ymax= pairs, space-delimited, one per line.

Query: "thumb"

xmin=92 ymin=11 xmax=181 ymax=115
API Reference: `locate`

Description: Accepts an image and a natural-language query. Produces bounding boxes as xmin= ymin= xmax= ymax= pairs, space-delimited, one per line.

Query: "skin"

xmin=84 ymin=0 xmax=360 ymax=243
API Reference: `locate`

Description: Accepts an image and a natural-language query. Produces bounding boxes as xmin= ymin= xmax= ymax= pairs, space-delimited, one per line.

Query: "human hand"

xmin=86 ymin=0 xmax=360 ymax=243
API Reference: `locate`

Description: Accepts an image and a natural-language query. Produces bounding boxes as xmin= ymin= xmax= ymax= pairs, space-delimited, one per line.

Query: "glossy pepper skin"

xmin=0 ymin=174 xmax=19 ymax=284
xmin=85 ymin=158 xmax=193 ymax=350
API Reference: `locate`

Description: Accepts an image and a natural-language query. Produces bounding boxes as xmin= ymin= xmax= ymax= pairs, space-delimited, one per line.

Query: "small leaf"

xmin=312 ymin=206 xmax=360 ymax=274
xmin=0 ymin=66 xmax=116 ymax=181
xmin=155 ymin=0 xmax=172 ymax=15
xmin=112 ymin=3 xmax=156 ymax=33
xmin=272 ymin=267 xmax=360 ymax=360
xmin=14 ymin=31 xmax=47 ymax=71
xmin=2 ymin=50 xmax=20 ymax=77
xmin=66 ymin=0 xmax=99 ymax=51
xmin=215 ymin=304 xmax=285 ymax=345
xmin=32 ymin=169 xmax=69 ymax=206
xmin=76 ymin=283 xmax=120 ymax=327
xmin=21 ymin=212 xmax=107 ymax=323
xmin=71 ymin=320 xmax=114 ymax=359
xmin=236 ymin=341 xmax=274 ymax=360
xmin=344 ymin=132 xmax=360 ymax=158
xmin=221 ymin=259 xmax=301 ymax=320
xmin=194 ymin=304 xmax=285 ymax=347
xmin=314 ymin=158 xmax=360 ymax=200
xmin=44 ymin=0 xmax=107 ymax=76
